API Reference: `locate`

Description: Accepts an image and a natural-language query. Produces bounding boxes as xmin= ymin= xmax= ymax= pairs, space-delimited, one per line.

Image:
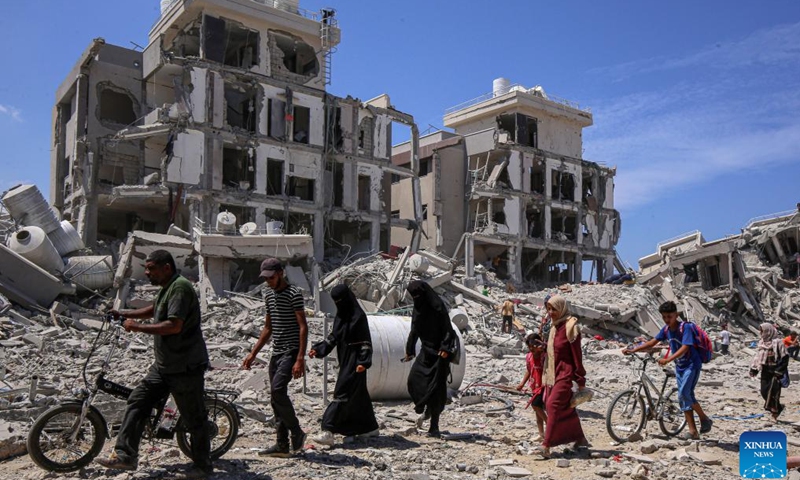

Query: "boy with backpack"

xmin=623 ymin=301 xmax=713 ymax=440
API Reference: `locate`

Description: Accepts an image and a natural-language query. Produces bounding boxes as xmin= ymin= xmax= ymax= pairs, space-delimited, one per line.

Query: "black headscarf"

xmin=331 ymin=284 xmax=371 ymax=344
xmin=407 ymin=280 xmax=449 ymax=320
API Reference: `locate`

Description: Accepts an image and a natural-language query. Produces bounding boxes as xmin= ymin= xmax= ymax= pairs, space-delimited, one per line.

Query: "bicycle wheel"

xmin=177 ymin=399 xmax=239 ymax=460
xmin=27 ymin=404 xmax=106 ymax=472
xmin=658 ymin=387 xmax=687 ymax=436
xmin=606 ymin=389 xmax=646 ymax=443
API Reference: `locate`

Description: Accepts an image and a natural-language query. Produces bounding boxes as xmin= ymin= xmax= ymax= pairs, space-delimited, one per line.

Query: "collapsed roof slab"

xmin=194 ymin=232 xmax=313 ymax=259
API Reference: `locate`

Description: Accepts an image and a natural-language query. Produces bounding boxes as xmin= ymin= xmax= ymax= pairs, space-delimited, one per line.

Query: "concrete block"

xmin=555 ymin=459 xmax=570 ymax=468
xmin=497 ymin=466 xmax=532 ymax=476
xmin=686 ymin=451 xmax=722 ymax=465
xmin=284 ymin=265 xmax=310 ymax=292
xmin=21 ymin=334 xmax=43 ymax=349
xmin=488 ymin=459 xmax=514 ymax=467
xmin=622 ymin=453 xmax=655 ymax=464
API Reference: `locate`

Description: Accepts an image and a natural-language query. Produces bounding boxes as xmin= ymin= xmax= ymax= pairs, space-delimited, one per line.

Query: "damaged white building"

xmin=49 ymin=0 xmax=420 ymax=299
xmin=391 ymin=80 xmax=621 ymax=287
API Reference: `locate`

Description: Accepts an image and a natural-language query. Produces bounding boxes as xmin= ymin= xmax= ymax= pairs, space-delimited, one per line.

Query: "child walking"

xmin=517 ymin=333 xmax=547 ymax=441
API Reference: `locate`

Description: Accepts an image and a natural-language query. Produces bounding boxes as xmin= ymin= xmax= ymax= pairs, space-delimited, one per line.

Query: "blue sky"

xmin=1 ymin=1 xmax=799 ymax=268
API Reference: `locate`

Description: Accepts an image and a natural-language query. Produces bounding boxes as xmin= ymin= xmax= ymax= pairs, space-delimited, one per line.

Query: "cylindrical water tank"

xmin=63 ymin=256 xmax=114 ymax=291
xmin=239 ymin=222 xmax=258 ymax=235
xmin=406 ymin=254 xmax=430 ymax=274
xmin=364 ymin=315 xmax=466 ymax=400
xmin=266 ymin=221 xmax=284 ymax=235
xmin=2 ymin=185 xmax=61 ymax=233
xmin=47 ymin=220 xmax=85 ymax=256
xmin=449 ymin=308 xmax=470 ymax=332
xmin=492 ymin=77 xmax=511 ymax=97
xmin=7 ymin=227 xmax=65 ymax=273
xmin=215 ymin=212 xmax=237 ymax=233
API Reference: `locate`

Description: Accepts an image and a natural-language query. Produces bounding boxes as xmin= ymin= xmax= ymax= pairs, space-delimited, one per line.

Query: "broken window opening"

xmin=358 ymin=174 xmax=371 ymax=211
xmin=530 ymin=162 xmax=545 ymax=195
xmin=551 ymin=170 xmax=576 ymax=202
xmin=496 ymin=113 xmax=537 ymax=147
xmin=490 ymin=198 xmax=506 ymax=225
xmin=286 ymin=212 xmax=314 ymax=235
xmin=222 ymin=146 xmax=255 ymax=191
xmin=551 ymin=210 xmax=577 ymax=242
xmin=203 ymin=15 xmax=259 ymax=69
xmin=288 ymin=177 xmax=315 ymax=202
xmin=327 ymin=106 xmax=343 ymax=152
xmin=224 ymin=83 xmax=258 ymax=133
xmin=526 ymin=207 xmax=545 ymax=239
xmin=358 ymin=117 xmax=374 ymax=155
xmin=292 ymin=105 xmax=310 ymax=144
xmin=99 ymin=88 xmax=137 ymax=126
xmin=390 ymin=173 xmax=401 ymax=184
xmin=272 ymin=32 xmax=319 ymax=76
xmin=390 ymin=210 xmax=400 ymax=219
xmin=170 ymin=23 xmax=201 ymax=57
xmin=419 ymin=157 xmax=432 ymax=177
xmin=267 ymin=159 xmax=284 ymax=196
xmin=219 ymin=204 xmax=255 ymax=225
xmin=327 ymin=220 xmax=372 ymax=257
xmin=422 ymin=204 xmax=429 ymax=221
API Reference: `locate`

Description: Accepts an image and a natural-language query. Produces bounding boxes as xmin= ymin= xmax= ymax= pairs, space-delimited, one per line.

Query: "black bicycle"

xmin=606 ymin=352 xmax=686 ymax=443
xmin=26 ymin=315 xmax=240 ymax=473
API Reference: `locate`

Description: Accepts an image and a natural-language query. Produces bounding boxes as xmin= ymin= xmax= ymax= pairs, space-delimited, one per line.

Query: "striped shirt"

xmin=263 ymin=283 xmax=305 ymax=356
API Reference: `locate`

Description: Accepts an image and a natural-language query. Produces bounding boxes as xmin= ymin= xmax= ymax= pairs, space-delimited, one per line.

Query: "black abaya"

xmin=312 ymin=285 xmax=378 ymax=436
xmin=405 ymin=281 xmax=458 ymax=423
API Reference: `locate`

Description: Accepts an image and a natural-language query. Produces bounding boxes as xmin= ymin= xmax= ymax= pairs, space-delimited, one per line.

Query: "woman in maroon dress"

xmin=539 ymin=295 xmax=589 ymax=458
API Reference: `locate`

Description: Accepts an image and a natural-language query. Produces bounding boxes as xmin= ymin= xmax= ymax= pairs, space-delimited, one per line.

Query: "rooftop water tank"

xmin=492 ymin=77 xmax=511 ymax=97
xmin=7 ymin=227 xmax=65 ymax=274
xmin=2 ymin=185 xmax=61 ymax=234
xmin=215 ymin=212 xmax=237 ymax=234
xmin=364 ymin=315 xmax=466 ymax=400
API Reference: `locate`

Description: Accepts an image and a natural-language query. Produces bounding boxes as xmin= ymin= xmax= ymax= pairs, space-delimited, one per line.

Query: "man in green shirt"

xmin=96 ymin=250 xmax=212 ymax=478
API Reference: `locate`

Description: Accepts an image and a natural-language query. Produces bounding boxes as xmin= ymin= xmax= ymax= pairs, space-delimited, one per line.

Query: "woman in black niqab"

xmin=309 ymin=284 xmax=378 ymax=443
xmin=403 ymin=280 xmax=458 ymax=436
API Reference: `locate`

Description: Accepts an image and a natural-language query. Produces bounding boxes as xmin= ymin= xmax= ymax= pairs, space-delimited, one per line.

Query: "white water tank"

xmin=215 ymin=212 xmax=237 ymax=234
xmin=63 ymin=256 xmax=114 ymax=291
xmin=364 ymin=315 xmax=466 ymax=400
xmin=2 ymin=185 xmax=61 ymax=234
xmin=239 ymin=222 xmax=259 ymax=235
xmin=266 ymin=221 xmax=284 ymax=235
xmin=492 ymin=77 xmax=511 ymax=97
xmin=449 ymin=308 xmax=470 ymax=332
xmin=406 ymin=254 xmax=430 ymax=274
xmin=7 ymin=227 xmax=65 ymax=274
xmin=47 ymin=220 xmax=85 ymax=256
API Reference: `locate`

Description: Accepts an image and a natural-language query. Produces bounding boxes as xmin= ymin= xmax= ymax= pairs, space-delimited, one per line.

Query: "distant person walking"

xmin=308 ymin=285 xmax=379 ymax=445
xmin=499 ymin=299 xmax=515 ymax=334
xmin=517 ymin=333 xmax=547 ymax=442
xmin=750 ymin=323 xmax=790 ymax=420
xmin=538 ymin=295 xmax=589 ymax=458
xmin=403 ymin=281 xmax=459 ymax=437
xmin=783 ymin=332 xmax=799 ymax=360
xmin=718 ymin=324 xmax=731 ymax=355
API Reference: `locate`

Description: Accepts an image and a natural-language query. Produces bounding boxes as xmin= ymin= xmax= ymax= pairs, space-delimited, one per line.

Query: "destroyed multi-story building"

xmin=49 ymin=0 xmax=421 ymax=300
xmin=391 ymin=80 xmax=621 ymax=286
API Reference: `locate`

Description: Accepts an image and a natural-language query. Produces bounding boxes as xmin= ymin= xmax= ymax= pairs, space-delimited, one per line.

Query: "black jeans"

xmin=269 ymin=350 xmax=303 ymax=444
xmin=115 ymin=365 xmax=211 ymax=471
xmin=789 ymin=345 xmax=799 ymax=360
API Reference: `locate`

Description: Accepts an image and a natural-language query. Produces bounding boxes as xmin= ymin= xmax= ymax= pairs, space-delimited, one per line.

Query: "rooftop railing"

xmin=445 ymin=84 xmax=591 ymax=115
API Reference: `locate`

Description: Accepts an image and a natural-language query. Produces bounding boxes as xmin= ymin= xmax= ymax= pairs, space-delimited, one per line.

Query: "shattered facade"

xmin=391 ymin=80 xmax=621 ymax=287
xmin=50 ymin=0 xmax=418 ymax=269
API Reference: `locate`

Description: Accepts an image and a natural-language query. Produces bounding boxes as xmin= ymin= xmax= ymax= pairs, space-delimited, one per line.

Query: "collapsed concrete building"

xmin=391 ymin=80 xmax=621 ymax=288
xmin=637 ymin=206 xmax=800 ymax=333
xmin=49 ymin=0 xmax=421 ymax=299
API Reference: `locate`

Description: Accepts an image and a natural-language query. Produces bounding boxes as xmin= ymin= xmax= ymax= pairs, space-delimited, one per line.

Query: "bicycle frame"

xmin=630 ymin=355 xmax=674 ymax=421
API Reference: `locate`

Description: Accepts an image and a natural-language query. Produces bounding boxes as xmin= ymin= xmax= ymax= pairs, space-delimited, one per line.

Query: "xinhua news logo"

xmin=739 ymin=431 xmax=787 ymax=478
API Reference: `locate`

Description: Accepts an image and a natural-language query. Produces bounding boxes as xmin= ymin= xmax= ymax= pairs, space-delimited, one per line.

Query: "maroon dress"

xmin=543 ymin=321 xmax=587 ymax=448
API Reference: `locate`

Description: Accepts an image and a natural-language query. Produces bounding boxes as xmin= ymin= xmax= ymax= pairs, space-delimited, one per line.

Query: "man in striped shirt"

xmin=242 ymin=258 xmax=308 ymax=457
